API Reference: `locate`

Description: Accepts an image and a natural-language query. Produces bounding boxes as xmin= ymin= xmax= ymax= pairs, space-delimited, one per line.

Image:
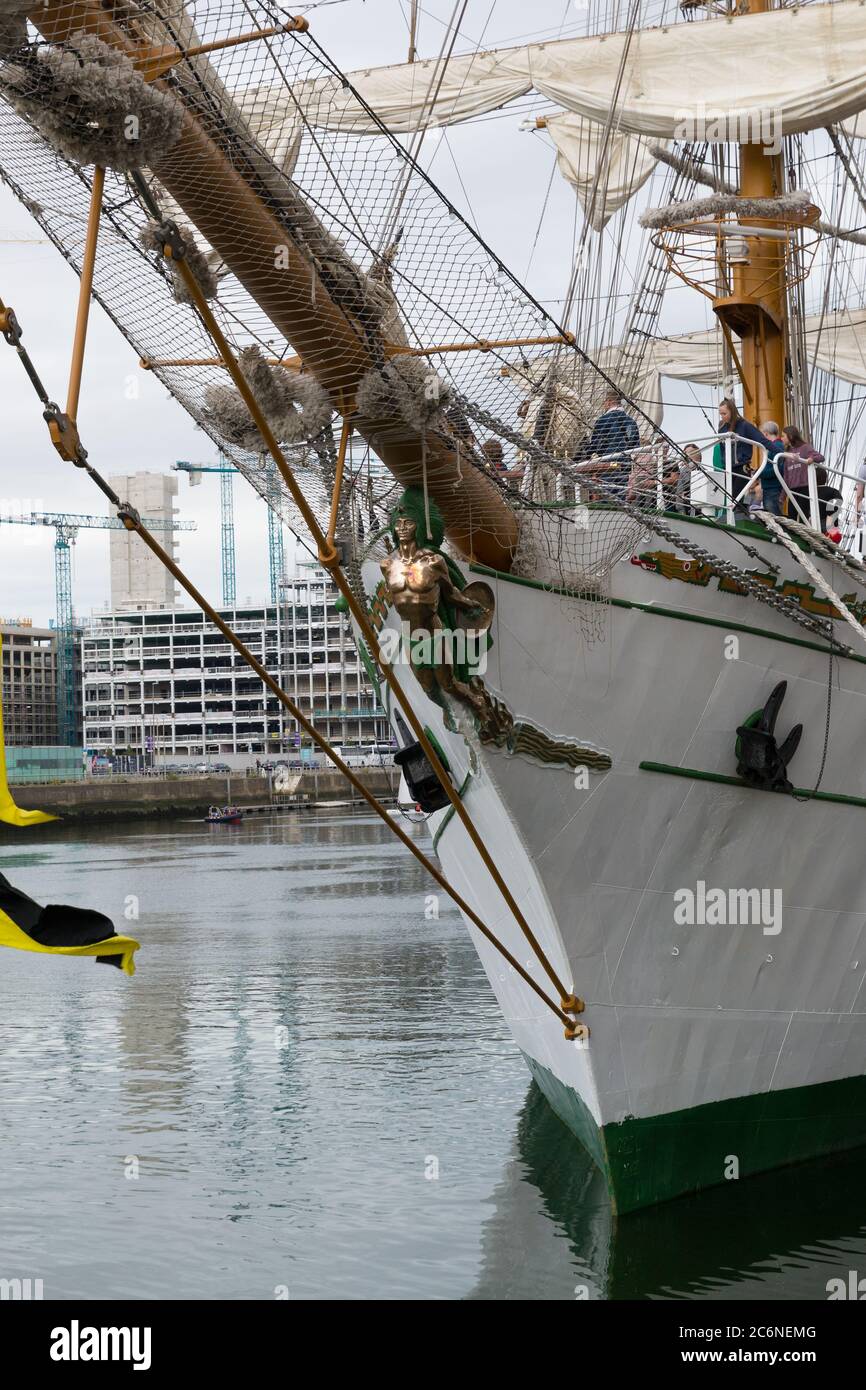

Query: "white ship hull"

xmin=359 ymin=513 xmax=866 ymax=1211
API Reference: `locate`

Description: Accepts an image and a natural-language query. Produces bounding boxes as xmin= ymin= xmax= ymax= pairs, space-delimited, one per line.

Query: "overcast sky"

xmin=0 ymin=0 xmax=714 ymax=627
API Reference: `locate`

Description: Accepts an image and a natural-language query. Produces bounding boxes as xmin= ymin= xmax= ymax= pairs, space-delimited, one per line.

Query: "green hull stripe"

xmin=431 ymin=769 xmax=472 ymax=853
xmin=523 ymin=1052 xmax=866 ymax=1214
xmin=638 ymin=760 xmax=866 ymax=810
xmin=468 ymin=562 xmax=857 ymax=664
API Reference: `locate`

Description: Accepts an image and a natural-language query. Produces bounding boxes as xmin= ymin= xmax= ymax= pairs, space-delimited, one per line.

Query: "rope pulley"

xmin=0 ymin=301 xmax=22 ymax=346
xmin=43 ymin=403 xmax=88 ymax=467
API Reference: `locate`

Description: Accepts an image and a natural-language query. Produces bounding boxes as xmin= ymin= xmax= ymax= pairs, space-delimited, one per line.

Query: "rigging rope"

xmin=0 ymin=280 xmax=584 ymax=1039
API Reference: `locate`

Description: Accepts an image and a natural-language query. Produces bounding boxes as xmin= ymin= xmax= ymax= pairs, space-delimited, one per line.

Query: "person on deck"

xmin=673 ymin=443 xmax=702 ymax=514
xmin=481 ymin=439 xmax=507 ymax=473
xmin=573 ymin=391 xmax=640 ymax=499
xmin=814 ymin=467 xmax=844 ymax=535
xmin=586 ymin=392 xmax=640 ymax=460
xmin=780 ymin=424 xmax=825 ymax=522
xmin=744 ymin=420 xmax=785 ymax=516
xmin=717 ymin=397 xmax=772 ymax=521
xmin=626 ymin=447 xmax=678 ymax=508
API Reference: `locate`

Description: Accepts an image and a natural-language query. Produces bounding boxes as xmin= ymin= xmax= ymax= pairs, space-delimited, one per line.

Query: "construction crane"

xmin=174 ymin=455 xmax=237 ymax=605
xmin=0 ymin=510 xmax=195 ymax=746
xmin=174 ymin=455 xmax=285 ymax=604
xmin=265 ymin=459 xmax=285 ymax=606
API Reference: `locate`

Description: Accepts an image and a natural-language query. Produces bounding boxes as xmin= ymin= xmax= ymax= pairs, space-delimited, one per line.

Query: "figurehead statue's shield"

xmin=453 ymin=582 xmax=495 ymax=633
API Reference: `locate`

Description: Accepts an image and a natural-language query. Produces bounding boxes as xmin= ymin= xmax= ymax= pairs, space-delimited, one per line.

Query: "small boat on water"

xmin=206 ymin=806 xmax=243 ymax=825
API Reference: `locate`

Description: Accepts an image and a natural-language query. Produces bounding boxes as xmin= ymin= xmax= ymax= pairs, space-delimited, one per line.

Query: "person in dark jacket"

xmin=574 ymin=392 xmax=640 ymax=498
xmin=717 ymin=397 xmax=772 ymax=520
xmin=817 ymin=478 xmax=844 ymax=534
xmin=587 ymin=392 xmax=640 ymax=459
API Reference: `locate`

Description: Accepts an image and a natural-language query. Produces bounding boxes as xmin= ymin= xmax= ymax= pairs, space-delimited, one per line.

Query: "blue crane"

xmin=174 ymin=455 xmax=285 ymax=604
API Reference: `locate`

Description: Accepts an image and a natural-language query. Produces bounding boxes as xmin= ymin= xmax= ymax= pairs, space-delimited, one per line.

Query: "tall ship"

xmin=2 ymin=0 xmax=866 ymax=1212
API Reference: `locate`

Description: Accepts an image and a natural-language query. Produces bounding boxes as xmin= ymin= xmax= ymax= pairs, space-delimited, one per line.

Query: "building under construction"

xmin=81 ymin=566 xmax=387 ymax=761
xmin=108 ymin=472 xmax=180 ymax=612
xmin=0 ymin=617 xmax=82 ymax=746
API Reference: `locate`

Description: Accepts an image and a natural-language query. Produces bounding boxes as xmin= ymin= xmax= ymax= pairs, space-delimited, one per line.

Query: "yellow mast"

xmin=712 ymin=0 xmax=787 ymax=427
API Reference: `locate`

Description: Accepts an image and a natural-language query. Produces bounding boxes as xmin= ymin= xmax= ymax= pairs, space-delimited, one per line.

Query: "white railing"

xmin=566 ymin=429 xmax=860 ymax=545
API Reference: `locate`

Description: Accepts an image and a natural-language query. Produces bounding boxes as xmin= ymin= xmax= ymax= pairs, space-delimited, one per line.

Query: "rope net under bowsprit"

xmin=0 ymin=1 xmax=829 ymax=647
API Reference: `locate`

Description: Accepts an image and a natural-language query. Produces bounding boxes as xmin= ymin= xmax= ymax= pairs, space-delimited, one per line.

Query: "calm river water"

xmin=0 ymin=812 xmax=863 ymax=1300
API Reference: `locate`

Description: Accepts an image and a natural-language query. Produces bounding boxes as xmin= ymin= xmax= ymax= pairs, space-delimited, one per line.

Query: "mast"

xmin=712 ymin=0 xmax=786 ymax=427
xmin=408 ymin=1 xmax=419 ymax=64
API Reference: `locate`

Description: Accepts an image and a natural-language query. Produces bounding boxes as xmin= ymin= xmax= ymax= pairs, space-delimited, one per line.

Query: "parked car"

xmin=212 ymin=762 xmax=232 ymax=773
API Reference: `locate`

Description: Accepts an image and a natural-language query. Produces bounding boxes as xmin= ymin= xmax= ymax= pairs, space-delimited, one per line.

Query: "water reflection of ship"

xmin=470 ymin=1085 xmax=866 ymax=1301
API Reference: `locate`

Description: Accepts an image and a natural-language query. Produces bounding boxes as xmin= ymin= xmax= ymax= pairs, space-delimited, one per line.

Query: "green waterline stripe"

xmin=468 ymin=564 xmax=860 ymax=665
xmin=639 ymin=760 xmax=866 ymax=810
xmin=431 ymin=769 xmax=473 ymax=853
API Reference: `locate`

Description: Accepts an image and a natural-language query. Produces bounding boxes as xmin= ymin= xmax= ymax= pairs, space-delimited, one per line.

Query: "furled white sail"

xmin=522 ymin=2 xmax=866 ymax=140
xmin=506 ymin=310 xmax=866 ymax=432
xmin=601 ymin=310 xmax=866 ymax=422
xmin=546 ymin=116 xmax=661 ymax=230
xmin=271 ymin=1 xmax=866 ymax=142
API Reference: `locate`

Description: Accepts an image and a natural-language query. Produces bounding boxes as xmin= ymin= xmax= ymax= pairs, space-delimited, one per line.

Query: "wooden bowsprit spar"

xmin=26 ymin=0 xmax=519 ymax=571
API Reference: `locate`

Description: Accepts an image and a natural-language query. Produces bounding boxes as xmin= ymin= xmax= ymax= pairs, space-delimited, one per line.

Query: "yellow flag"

xmin=0 ymin=871 xmax=139 ymax=975
xmin=0 ymin=633 xmax=58 ymax=826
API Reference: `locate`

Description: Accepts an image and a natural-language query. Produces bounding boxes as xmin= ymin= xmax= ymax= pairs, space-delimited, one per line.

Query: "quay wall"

xmin=2 ymin=769 xmax=398 ymax=825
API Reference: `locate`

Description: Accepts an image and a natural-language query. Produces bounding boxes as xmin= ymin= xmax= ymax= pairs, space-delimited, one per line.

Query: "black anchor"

xmin=735 ymin=681 xmax=803 ymax=793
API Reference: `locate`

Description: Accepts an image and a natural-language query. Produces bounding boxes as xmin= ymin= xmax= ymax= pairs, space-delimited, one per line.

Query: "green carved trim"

xmin=638 ymin=547 xmax=864 ymax=625
xmin=508 ymin=722 xmax=611 ymax=772
xmin=639 ymin=760 xmax=866 ymax=810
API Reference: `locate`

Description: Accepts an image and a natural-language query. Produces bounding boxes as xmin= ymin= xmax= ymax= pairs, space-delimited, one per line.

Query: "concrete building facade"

xmin=1 ymin=619 xmax=59 ymax=745
xmin=109 ymin=472 xmax=179 ymax=611
xmin=81 ymin=568 xmax=388 ymax=759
